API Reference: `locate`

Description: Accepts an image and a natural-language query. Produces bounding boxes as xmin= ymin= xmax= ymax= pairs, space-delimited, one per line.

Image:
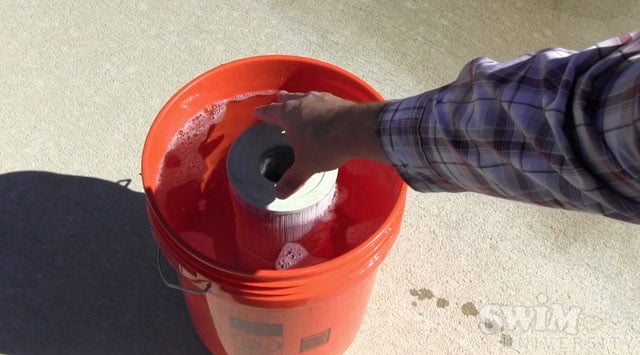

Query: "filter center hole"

xmin=259 ymin=146 xmax=294 ymax=183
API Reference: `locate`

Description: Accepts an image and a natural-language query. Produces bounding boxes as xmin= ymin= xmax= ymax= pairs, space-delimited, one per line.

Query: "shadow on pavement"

xmin=0 ymin=171 xmax=208 ymax=355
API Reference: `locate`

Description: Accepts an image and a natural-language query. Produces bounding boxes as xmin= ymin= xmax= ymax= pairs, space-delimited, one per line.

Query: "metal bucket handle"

xmin=156 ymin=248 xmax=211 ymax=295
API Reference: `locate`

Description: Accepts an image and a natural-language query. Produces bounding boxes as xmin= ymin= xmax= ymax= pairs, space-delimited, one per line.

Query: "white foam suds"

xmin=229 ymin=89 xmax=278 ymax=102
xmin=275 ymin=242 xmax=325 ymax=270
xmin=156 ymin=90 xmax=279 ymax=195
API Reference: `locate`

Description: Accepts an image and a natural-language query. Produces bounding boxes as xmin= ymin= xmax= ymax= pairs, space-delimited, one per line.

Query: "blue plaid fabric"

xmin=379 ymin=32 xmax=640 ymax=223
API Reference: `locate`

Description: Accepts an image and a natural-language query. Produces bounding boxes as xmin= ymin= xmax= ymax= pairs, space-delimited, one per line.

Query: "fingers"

xmin=275 ymin=161 xmax=313 ymax=199
xmin=277 ymin=90 xmax=308 ymax=102
xmin=254 ymin=102 xmax=285 ymax=126
xmin=255 ymin=91 xmax=309 ymax=125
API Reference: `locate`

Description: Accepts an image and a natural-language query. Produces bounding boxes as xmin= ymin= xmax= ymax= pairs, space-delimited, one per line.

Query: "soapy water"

xmin=157 ymin=90 xmax=278 ymax=199
xmin=275 ymin=242 xmax=326 ymax=270
xmin=155 ymin=91 xmax=395 ymax=271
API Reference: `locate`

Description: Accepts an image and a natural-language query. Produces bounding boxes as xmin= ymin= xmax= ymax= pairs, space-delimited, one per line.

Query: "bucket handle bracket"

xmin=156 ymin=248 xmax=212 ymax=295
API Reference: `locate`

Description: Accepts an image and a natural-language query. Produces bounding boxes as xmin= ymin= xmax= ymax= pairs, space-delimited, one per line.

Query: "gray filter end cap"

xmin=227 ymin=122 xmax=338 ymax=213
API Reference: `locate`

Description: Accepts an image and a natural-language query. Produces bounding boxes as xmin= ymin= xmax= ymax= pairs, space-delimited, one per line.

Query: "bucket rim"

xmin=142 ymin=54 xmax=383 ymax=181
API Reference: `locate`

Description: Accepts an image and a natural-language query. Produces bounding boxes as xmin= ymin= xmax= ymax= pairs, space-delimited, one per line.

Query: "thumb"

xmin=275 ymin=162 xmax=313 ymax=199
xmin=254 ymin=103 xmax=284 ymax=126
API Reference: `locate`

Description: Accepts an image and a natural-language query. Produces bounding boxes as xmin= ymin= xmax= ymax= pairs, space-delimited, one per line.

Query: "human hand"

xmin=254 ymin=91 xmax=389 ymax=199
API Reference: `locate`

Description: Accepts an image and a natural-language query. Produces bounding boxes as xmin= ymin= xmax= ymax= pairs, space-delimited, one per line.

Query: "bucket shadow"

xmin=0 ymin=171 xmax=208 ymax=355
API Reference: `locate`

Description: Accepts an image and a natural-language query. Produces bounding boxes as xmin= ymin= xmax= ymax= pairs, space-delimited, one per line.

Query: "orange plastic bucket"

xmin=142 ymin=55 xmax=407 ymax=354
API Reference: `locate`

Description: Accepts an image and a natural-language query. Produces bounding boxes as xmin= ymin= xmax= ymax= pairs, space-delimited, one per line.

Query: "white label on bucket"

xmin=229 ymin=316 xmax=283 ymax=354
xmin=300 ymin=328 xmax=331 ymax=352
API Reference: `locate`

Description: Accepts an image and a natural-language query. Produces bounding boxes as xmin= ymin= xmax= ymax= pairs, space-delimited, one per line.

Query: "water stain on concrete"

xmin=461 ymin=302 xmax=479 ymax=316
xmin=500 ymin=334 xmax=513 ymax=347
xmin=436 ymin=298 xmax=449 ymax=308
xmin=409 ymin=288 xmax=434 ymax=301
xmin=483 ymin=321 xmax=505 ymax=333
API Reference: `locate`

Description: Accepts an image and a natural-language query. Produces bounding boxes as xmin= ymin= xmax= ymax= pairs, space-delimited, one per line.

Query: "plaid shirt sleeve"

xmin=378 ymin=31 xmax=640 ymax=223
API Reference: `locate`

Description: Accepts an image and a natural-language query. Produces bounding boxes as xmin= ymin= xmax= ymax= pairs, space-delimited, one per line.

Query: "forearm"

xmin=378 ymin=32 xmax=640 ymax=223
xmin=346 ymin=101 xmax=390 ymax=165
